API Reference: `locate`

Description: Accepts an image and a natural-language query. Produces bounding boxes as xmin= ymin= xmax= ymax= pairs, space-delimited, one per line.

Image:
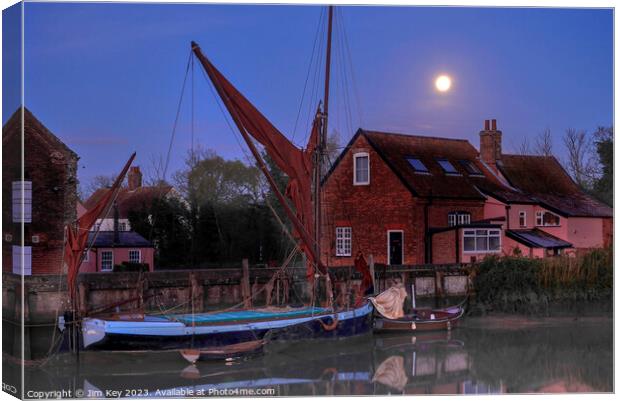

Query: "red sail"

xmin=64 ymin=153 xmax=136 ymax=301
xmin=192 ymin=42 xmax=320 ymax=275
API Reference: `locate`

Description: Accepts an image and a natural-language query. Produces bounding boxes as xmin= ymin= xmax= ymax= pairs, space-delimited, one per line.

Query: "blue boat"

xmin=82 ymin=302 xmax=373 ymax=350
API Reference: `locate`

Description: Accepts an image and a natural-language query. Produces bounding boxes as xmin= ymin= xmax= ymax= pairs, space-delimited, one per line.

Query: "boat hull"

xmin=82 ymin=302 xmax=373 ymax=351
xmin=373 ymin=306 xmax=464 ymax=333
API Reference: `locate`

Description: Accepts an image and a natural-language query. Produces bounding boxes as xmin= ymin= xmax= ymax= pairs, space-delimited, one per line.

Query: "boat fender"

xmin=411 ymin=322 xmax=416 ymax=330
xmin=319 ymin=314 xmax=339 ymax=331
xmin=430 ymin=313 xmax=435 ymax=320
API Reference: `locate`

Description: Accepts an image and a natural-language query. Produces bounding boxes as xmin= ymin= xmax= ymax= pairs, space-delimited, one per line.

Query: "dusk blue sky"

xmin=2 ymin=3 xmax=613 ymax=190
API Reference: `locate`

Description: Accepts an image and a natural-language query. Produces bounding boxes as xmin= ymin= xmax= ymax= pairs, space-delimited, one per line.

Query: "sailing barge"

xmin=76 ymin=6 xmax=375 ymax=352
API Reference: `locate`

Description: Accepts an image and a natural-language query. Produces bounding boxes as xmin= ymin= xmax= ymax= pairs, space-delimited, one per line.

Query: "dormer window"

xmin=353 ymin=152 xmax=369 ymax=185
xmin=535 ymin=211 xmax=560 ymax=227
xmin=459 ymin=160 xmax=483 ymax=176
xmin=406 ymin=157 xmax=429 ymax=173
xmin=436 ymin=159 xmax=459 ymax=175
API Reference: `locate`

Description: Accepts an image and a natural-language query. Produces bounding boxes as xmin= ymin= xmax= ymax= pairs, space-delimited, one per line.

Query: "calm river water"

xmin=4 ymin=315 xmax=613 ymax=397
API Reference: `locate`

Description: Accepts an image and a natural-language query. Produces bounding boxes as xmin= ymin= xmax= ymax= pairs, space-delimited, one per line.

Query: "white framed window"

xmin=353 ymin=152 xmax=370 ymax=185
xmin=335 ymin=227 xmax=352 ymax=256
xmin=101 ymin=251 xmax=113 ymax=272
xmin=519 ymin=211 xmax=527 ymax=228
xmin=448 ymin=212 xmax=471 ymax=227
xmin=463 ymin=229 xmax=501 ymax=253
xmin=535 ymin=211 xmax=560 ymax=227
xmin=12 ymin=246 xmax=32 ymax=275
xmin=82 ymin=250 xmax=89 ymax=262
xmin=12 ymin=181 xmax=32 ymax=223
xmin=129 ymin=249 xmax=141 ymax=263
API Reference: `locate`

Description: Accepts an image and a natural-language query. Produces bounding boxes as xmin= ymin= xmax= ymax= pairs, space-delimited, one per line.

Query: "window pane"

xmin=476 ymin=230 xmax=488 ymax=236
xmin=489 ymin=236 xmax=500 ymax=251
xmin=448 ymin=214 xmax=456 ymax=227
xmin=464 ymin=237 xmax=475 ymax=251
xmin=459 ymin=160 xmax=483 ymax=175
xmin=476 ymin=236 xmax=488 ymax=251
xmin=437 ymin=159 xmax=458 ymax=174
xmin=355 ymin=156 xmax=369 ymax=183
xmin=406 ymin=158 xmax=428 ymax=172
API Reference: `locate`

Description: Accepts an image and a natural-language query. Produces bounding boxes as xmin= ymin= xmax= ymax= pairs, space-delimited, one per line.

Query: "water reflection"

xmin=3 ymin=317 xmax=612 ymax=396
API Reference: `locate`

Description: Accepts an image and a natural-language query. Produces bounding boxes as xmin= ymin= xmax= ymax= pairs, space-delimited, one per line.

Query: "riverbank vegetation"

xmin=471 ymin=248 xmax=612 ymax=315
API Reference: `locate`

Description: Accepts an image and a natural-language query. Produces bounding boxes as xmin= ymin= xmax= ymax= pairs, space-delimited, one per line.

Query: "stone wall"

xmin=2 ymin=264 xmax=470 ymax=324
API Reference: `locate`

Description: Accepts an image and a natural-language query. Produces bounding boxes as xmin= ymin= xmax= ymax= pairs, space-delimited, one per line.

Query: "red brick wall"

xmin=602 ymin=217 xmax=613 ymax=248
xmin=3 ymin=110 xmax=78 ymax=275
xmin=431 ymin=229 xmax=458 ymax=264
xmin=427 ymin=199 xmax=485 ymax=228
xmin=321 ymin=134 xmax=422 ymax=266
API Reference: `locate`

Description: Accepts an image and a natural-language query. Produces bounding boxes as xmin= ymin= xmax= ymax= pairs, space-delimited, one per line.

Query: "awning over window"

xmin=506 ymin=229 xmax=572 ymax=249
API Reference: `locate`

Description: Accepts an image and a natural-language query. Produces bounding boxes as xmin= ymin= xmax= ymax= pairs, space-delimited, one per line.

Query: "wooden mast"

xmin=315 ymin=5 xmax=334 ymax=269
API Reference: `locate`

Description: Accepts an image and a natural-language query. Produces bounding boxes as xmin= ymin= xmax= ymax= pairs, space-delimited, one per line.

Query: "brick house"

xmin=2 ymin=107 xmax=78 ymax=275
xmin=84 ymin=166 xmax=179 ymax=232
xmin=79 ymin=231 xmax=154 ymax=273
xmin=321 ymin=119 xmax=612 ymax=266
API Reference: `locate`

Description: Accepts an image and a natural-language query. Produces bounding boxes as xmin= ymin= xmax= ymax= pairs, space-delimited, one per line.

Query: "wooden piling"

xmin=369 ymin=254 xmax=376 ymax=292
xmin=241 ymin=259 xmax=252 ymax=308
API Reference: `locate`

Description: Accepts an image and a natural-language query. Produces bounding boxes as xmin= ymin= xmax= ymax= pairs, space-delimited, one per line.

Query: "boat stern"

xmin=82 ymin=318 xmax=107 ymax=348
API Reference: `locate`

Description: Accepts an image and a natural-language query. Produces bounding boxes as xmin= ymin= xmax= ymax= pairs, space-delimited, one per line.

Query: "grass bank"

xmin=469 ymin=248 xmax=612 ymax=315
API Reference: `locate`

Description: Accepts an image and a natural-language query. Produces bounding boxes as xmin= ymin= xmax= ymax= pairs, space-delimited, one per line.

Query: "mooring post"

xmin=242 ymin=258 xmax=252 ymax=308
xmin=78 ymin=282 xmax=89 ymax=317
xmin=369 ymin=254 xmax=376 ymax=293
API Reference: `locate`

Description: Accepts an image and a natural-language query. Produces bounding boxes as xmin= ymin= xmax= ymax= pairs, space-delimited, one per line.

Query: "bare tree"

xmin=517 ymin=136 xmax=531 ymax=155
xmin=563 ymin=128 xmax=597 ymax=189
xmin=143 ymin=153 xmax=168 ymax=186
xmin=534 ymin=127 xmax=553 ymax=156
xmin=80 ymin=174 xmax=117 ymax=200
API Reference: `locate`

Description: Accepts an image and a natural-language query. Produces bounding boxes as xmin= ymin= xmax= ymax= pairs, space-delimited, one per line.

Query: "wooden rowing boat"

xmin=373 ymin=305 xmax=465 ymax=333
xmin=179 ymin=339 xmax=266 ymax=363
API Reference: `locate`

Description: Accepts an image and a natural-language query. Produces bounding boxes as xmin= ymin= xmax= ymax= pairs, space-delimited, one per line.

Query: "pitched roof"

xmin=87 ymin=231 xmax=152 ymax=248
xmin=506 ymin=229 xmax=572 ymax=249
xmin=3 ymin=107 xmax=77 ymax=159
xmin=84 ymin=185 xmax=173 ymax=218
xmin=499 ymin=155 xmax=613 ymax=217
xmin=330 ymin=129 xmax=530 ymax=201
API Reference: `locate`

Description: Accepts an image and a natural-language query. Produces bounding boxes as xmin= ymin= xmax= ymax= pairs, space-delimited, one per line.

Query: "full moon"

xmin=435 ymin=75 xmax=452 ymax=92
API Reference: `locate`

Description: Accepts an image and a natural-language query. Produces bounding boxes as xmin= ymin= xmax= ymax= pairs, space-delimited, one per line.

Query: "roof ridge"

xmin=361 ymin=128 xmax=471 ymax=143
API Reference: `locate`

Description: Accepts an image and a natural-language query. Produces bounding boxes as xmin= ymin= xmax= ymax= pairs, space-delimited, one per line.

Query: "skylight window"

xmin=436 ymin=159 xmax=459 ymax=174
xmin=459 ymin=160 xmax=483 ymax=176
xmin=406 ymin=157 xmax=429 ymax=173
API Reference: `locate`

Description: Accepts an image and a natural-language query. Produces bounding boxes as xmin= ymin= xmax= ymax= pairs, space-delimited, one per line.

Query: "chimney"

xmin=479 ymin=119 xmax=502 ymax=170
xmin=127 ymin=166 xmax=142 ymax=190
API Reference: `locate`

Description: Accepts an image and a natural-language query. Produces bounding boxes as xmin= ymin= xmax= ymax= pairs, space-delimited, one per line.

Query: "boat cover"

xmin=369 ymin=285 xmax=408 ymax=320
xmin=167 ymin=307 xmax=330 ymax=324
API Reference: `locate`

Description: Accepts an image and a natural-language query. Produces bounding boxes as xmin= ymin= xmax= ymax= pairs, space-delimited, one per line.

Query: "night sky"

xmin=2 ymin=3 xmax=613 ymax=187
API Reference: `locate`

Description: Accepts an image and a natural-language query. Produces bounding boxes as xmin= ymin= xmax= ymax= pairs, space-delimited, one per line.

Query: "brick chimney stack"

xmin=127 ymin=166 xmax=142 ymax=190
xmin=479 ymin=119 xmax=502 ymax=170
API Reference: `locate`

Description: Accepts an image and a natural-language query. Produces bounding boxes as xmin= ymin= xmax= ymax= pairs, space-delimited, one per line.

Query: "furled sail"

xmin=191 ymin=41 xmax=321 ymax=276
xmin=64 ymin=153 xmax=136 ymax=301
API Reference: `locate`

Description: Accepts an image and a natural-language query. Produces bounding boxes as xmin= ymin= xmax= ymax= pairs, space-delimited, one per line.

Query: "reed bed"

xmin=472 ymin=248 xmax=612 ymax=314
